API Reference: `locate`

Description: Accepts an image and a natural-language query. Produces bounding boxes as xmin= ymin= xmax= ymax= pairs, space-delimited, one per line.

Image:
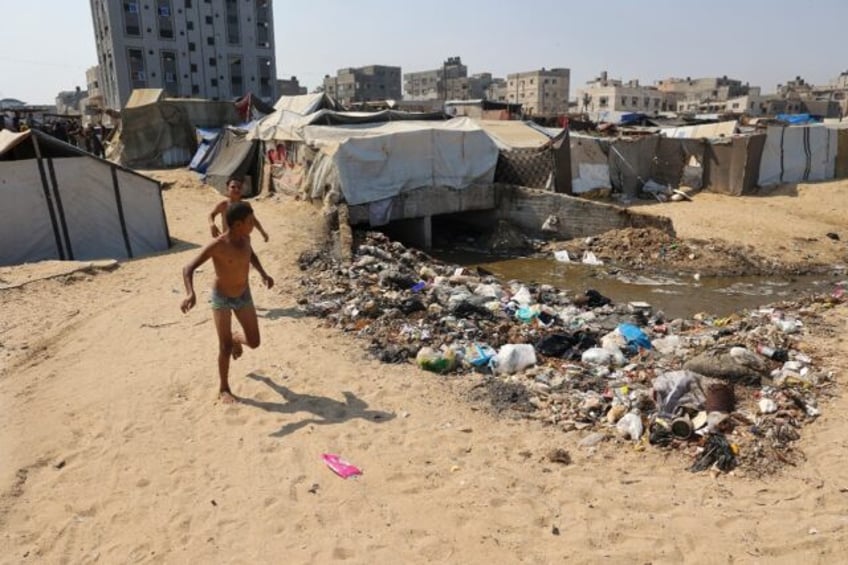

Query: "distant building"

xmin=89 ymin=0 xmax=278 ymax=109
xmin=277 ymin=75 xmax=307 ymax=96
xmin=323 ymin=65 xmax=402 ymax=106
xmin=505 ymin=68 xmax=570 ymax=116
xmin=485 ymin=78 xmax=508 ymax=102
xmin=55 ymin=87 xmax=88 ymax=115
xmin=577 ymin=72 xmax=670 ymax=117
xmin=404 ymin=56 xmax=468 ymax=101
xmin=656 ymin=75 xmax=757 ymax=113
xmin=0 ymin=98 xmax=27 ymax=110
xmin=81 ymin=66 xmax=107 ymax=125
xmin=776 ymin=74 xmax=846 ymax=118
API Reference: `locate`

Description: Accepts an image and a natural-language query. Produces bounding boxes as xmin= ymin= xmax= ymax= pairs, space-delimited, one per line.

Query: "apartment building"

xmin=89 ymin=0 xmax=278 ymax=110
xmin=403 ymin=56 xmax=467 ymax=100
xmin=277 ymin=75 xmax=306 ymax=96
xmin=657 ymin=76 xmax=755 ymax=112
xmin=322 ymin=65 xmax=402 ymax=106
xmin=577 ymin=72 xmax=671 ymax=115
xmin=505 ymin=68 xmax=570 ymax=116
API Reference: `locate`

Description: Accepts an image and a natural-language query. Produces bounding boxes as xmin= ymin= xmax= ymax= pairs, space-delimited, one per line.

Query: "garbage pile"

xmin=297 ymin=231 xmax=845 ymax=476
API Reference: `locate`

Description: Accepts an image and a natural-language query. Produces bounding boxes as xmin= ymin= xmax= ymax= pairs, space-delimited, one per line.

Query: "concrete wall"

xmin=492 ymin=184 xmax=673 ymax=239
xmin=346 ymin=182 xmax=673 ymax=248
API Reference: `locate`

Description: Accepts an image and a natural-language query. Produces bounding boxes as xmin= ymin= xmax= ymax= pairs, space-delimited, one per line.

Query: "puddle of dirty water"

xmin=431 ymin=251 xmax=843 ymax=320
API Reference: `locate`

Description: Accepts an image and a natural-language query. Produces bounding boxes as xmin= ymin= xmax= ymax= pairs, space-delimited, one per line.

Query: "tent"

xmin=475 ymin=120 xmax=571 ymax=192
xmin=197 ymin=126 xmax=263 ymax=197
xmin=0 ymin=129 xmax=170 ymax=266
xmin=106 ymin=89 xmax=196 ymax=168
xmin=273 ymin=92 xmax=340 ymax=115
xmin=758 ymin=124 xmax=837 ymax=186
xmin=704 ymin=134 xmax=766 ymax=196
xmin=296 ymin=117 xmax=499 ymax=207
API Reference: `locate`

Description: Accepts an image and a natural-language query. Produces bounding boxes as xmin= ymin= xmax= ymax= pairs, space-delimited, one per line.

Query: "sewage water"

xmin=433 ymin=251 xmax=842 ymax=320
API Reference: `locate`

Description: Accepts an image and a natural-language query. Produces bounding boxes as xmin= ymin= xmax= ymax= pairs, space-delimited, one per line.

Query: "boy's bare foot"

xmin=219 ymin=390 xmax=238 ymax=404
xmin=232 ymin=341 xmax=243 ymax=360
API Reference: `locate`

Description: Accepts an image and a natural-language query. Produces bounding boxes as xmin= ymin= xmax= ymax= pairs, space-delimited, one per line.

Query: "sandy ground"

xmin=632 ymin=181 xmax=848 ymax=267
xmin=2 ymin=172 xmax=848 ymax=564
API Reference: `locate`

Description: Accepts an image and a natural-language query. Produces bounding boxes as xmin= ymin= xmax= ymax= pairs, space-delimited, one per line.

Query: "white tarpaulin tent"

xmin=272 ymin=92 xmax=338 ymax=115
xmin=758 ymin=124 xmax=837 ymax=186
xmin=299 ymin=117 xmax=498 ymax=206
xmin=0 ymin=129 xmax=170 ymax=266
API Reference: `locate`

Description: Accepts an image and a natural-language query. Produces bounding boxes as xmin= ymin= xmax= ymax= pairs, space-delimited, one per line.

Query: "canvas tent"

xmin=191 ymin=125 xmax=263 ymax=196
xmin=106 ymin=89 xmax=197 ymax=168
xmin=0 ymin=129 xmax=170 ymax=266
xmin=700 ymin=135 xmax=766 ymax=196
xmin=273 ymin=92 xmax=340 ymax=115
xmin=294 ymin=117 xmax=499 ymax=208
xmin=758 ymin=124 xmax=837 ymax=186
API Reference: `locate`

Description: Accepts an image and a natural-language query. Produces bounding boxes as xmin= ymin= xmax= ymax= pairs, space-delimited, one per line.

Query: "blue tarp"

xmin=189 ymin=128 xmax=222 ymax=173
xmin=775 ymin=113 xmax=819 ymax=125
xmin=619 ymin=113 xmax=649 ymax=125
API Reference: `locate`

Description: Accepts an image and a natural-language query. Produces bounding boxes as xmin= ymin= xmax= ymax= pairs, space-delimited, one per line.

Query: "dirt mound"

xmin=550 ymin=227 xmax=811 ymax=276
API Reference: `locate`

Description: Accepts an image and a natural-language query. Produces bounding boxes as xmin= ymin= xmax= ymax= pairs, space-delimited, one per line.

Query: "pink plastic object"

xmin=322 ymin=454 xmax=362 ymax=479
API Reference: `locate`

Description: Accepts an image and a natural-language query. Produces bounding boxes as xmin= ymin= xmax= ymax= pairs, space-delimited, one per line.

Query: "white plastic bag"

xmin=490 ymin=344 xmax=537 ymax=375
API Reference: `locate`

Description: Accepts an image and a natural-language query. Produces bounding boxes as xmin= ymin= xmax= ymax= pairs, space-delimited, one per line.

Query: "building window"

xmin=599 ymin=96 xmax=608 ymax=108
xmin=621 ymin=97 xmax=627 ymax=106
xmin=225 ymin=0 xmax=240 ymax=44
xmin=185 ymin=0 xmax=192 ymax=7
xmin=158 ymin=1 xmax=174 ymax=39
xmin=258 ymin=56 xmax=272 ymax=98
xmin=161 ymin=50 xmax=178 ymax=95
xmin=190 ymin=63 xmax=197 ymax=72
xmin=207 ymin=36 xmax=215 ymax=45
xmin=188 ymin=41 xmax=196 ymax=51
xmin=229 ymin=56 xmax=243 ymax=97
xmin=123 ymin=1 xmax=141 ymax=36
xmin=631 ymin=97 xmax=638 ymax=106
xmin=187 ymin=20 xmax=194 ymax=30
xmin=209 ymin=57 xmax=216 ymax=67
xmin=127 ymin=48 xmax=146 ymax=88
xmin=205 ymin=15 xmax=213 ymax=24
xmin=211 ymin=78 xmax=218 ymax=87
xmin=255 ymin=0 xmax=270 ymax=47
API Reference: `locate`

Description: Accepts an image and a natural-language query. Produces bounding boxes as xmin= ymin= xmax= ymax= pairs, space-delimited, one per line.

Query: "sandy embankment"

xmin=1 ymin=171 xmax=847 ymax=564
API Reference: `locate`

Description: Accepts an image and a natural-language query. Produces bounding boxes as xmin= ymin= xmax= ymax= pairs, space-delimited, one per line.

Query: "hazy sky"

xmin=2 ymin=0 xmax=847 ymax=104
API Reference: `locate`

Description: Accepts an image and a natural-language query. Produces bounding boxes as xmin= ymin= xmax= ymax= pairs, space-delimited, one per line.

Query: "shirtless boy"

xmin=209 ymin=177 xmax=270 ymax=242
xmin=181 ymin=201 xmax=274 ymax=403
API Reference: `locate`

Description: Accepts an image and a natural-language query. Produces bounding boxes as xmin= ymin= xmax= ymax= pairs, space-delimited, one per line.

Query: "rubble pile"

xmin=297 ymin=231 xmax=845 ymax=476
xmin=546 ymin=227 xmax=799 ymax=277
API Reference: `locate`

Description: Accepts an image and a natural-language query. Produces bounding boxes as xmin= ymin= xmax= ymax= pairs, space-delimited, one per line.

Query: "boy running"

xmin=209 ymin=176 xmax=270 ymax=241
xmin=182 ymin=201 xmax=274 ymax=403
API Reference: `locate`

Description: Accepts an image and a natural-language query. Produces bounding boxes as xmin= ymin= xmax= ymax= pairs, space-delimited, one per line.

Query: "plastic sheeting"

xmin=0 ymin=130 xmax=169 ymax=266
xmin=704 ymin=134 xmax=766 ymax=196
xmin=296 ymin=118 xmax=498 ymax=206
xmin=570 ymin=134 xmax=611 ymax=194
xmin=661 ymin=120 xmax=738 ymax=139
xmin=758 ymin=125 xmax=837 ymax=186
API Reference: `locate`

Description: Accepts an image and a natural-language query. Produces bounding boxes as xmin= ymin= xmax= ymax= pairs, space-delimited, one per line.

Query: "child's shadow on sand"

xmin=240 ymin=373 xmax=395 ymax=438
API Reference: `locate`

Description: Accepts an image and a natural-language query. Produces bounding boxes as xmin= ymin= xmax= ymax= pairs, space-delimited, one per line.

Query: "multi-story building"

xmin=55 ymin=87 xmax=88 ymax=115
xmin=577 ymin=71 xmax=671 ymax=116
xmin=81 ymin=66 xmax=107 ymax=125
xmin=323 ymin=65 xmax=402 ymax=106
xmin=403 ymin=56 xmax=468 ymax=100
xmin=89 ymin=0 xmax=278 ymax=110
xmin=277 ymin=75 xmax=306 ymax=96
xmin=503 ymin=68 xmax=570 ymax=116
xmin=485 ymin=78 xmax=508 ymax=102
xmin=656 ymin=75 xmax=756 ymax=113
